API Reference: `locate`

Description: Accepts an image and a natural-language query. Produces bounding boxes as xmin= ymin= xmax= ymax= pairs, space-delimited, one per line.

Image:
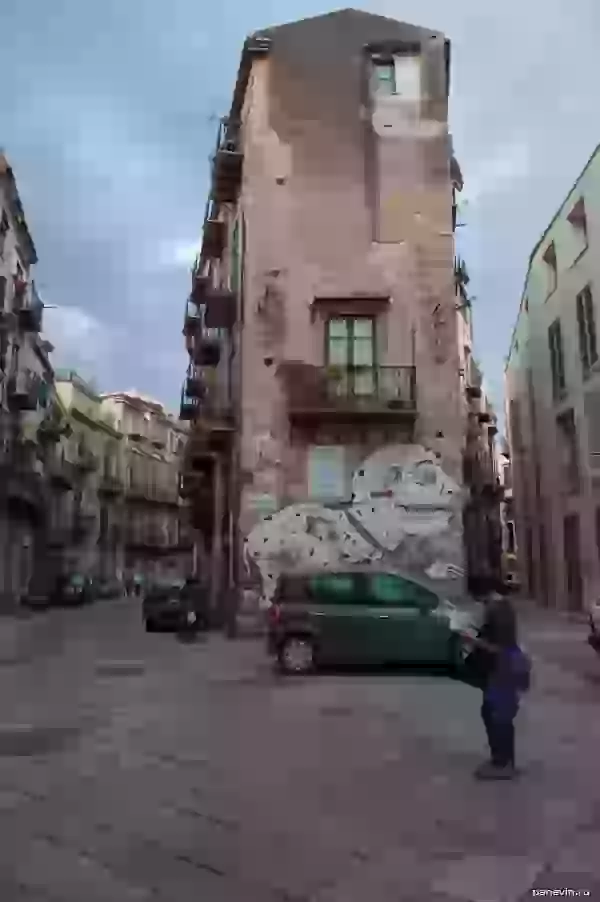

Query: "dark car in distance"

xmin=267 ymin=567 xmax=482 ymax=675
xmin=143 ymin=578 xmax=209 ymax=633
xmin=50 ymin=573 xmax=94 ymax=607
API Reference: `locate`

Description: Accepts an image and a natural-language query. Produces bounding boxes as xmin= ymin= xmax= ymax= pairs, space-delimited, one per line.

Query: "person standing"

xmin=462 ymin=597 xmax=531 ymax=780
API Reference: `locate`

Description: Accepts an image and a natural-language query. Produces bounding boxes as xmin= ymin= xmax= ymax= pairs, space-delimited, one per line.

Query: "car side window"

xmin=308 ymin=573 xmax=359 ymax=605
xmin=369 ymin=573 xmax=437 ymax=609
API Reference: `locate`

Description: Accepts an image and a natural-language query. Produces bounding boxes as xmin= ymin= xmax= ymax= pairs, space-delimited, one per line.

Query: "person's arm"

xmin=459 ymin=631 xmax=499 ymax=655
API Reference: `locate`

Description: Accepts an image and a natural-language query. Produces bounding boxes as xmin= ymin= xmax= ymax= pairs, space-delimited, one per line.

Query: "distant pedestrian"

xmin=462 ymin=597 xmax=531 ymax=780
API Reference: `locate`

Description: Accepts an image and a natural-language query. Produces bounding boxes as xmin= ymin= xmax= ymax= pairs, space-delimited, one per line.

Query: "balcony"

xmin=182 ymin=300 xmax=202 ymax=337
xmin=212 ymin=119 xmax=243 ymax=204
xmin=278 ymin=364 xmax=417 ymax=424
xmin=99 ymin=472 xmax=123 ymax=496
xmin=47 ymin=449 xmax=76 ymax=489
xmin=12 ymin=278 xmax=43 ymax=332
xmin=201 ymin=199 xmax=226 ymax=261
xmin=204 ymin=289 xmax=236 ymax=330
xmin=191 ymin=270 xmax=211 ymax=306
xmin=75 ymin=446 xmax=99 ymax=472
xmin=7 ymin=371 xmax=42 ymax=411
xmin=190 ymin=331 xmax=221 ymax=367
xmin=180 ymin=388 xmax=199 ymax=421
xmin=185 ymin=366 xmax=205 ymax=399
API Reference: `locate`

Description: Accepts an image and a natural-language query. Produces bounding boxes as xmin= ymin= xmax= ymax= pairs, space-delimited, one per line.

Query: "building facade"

xmin=506 ymin=142 xmax=600 ymax=610
xmin=181 ymin=9 xmax=494 ymax=618
xmin=0 ymin=153 xmax=53 ymax=608
xmin=102 ymin=392 xmax=192 ymax=583
xmin=455 ymin=254 xmax=503 ymax=595
xmin=51 ymin=371 xmax=125 ymax=581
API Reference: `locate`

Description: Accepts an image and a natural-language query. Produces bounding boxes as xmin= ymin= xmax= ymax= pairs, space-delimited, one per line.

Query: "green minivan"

xmin=267 ymin=567 xmax=482 ymax=674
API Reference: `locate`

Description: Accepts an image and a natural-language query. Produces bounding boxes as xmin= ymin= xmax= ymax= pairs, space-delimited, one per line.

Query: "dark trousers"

xmin=481 ymin=699 xmax=516 ymax=767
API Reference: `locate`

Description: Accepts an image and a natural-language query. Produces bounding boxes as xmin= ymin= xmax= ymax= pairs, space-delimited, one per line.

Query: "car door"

xmin=307 ymin=572 xmax=366 ymax=663
xmin=367 ymin=573 xmax=422 ymax=662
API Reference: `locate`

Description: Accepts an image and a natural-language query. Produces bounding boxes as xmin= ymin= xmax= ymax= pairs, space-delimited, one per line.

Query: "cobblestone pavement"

xmin=0 ymin=598 xmax=599 ymax=901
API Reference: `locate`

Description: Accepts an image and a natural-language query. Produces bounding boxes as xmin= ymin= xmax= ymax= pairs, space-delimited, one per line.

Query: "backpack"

xmin=509 ymin=646 xmax=532 ymax=693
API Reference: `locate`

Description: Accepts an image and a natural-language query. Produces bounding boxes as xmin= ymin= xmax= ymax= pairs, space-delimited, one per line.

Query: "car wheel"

xmin=145 ymin=619 xmax=156 ymax=633
xmin=278 ymin=636 xmax=315 ymax=675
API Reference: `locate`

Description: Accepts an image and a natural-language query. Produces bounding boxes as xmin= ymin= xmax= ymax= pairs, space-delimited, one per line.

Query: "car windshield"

xmin=69 ymin=574 xmax=85 ymax=587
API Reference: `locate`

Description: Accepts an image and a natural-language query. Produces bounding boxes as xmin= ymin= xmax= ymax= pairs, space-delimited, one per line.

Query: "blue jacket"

xmin=484 ymin=645 xmax=528 ymax=715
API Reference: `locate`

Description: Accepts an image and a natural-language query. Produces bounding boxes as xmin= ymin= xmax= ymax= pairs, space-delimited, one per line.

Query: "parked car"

xmin=267 ymin=567 xmax=483 ymax=675
xmin=49 ymin=573 xmax=94 ymax=607
xmin=587 ymin=597 xmax=600 ymax=653
xmin=143 ymin=577 xmax=209 ymax=633
xmin=94 ymin=577 xmax=123 ymax=599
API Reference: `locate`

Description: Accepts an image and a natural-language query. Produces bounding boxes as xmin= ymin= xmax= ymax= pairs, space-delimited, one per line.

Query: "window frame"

xmin=306 ymin=572 xmax=363 ymax=606
xmin=548 ymin=318 xmax=566 ymax=401
xmin=371 ymin=59 xmax=396 ymax=96
xmin=543 ymin=242 xmax=558 ymax=298
xmin=368 ymin=572 xmax=438 ymax=610
xmin=324 ymin=314 xmax=377 ymax=399
xmin=576 ymin=284 xmax=597 ymax=377
xmin=567 ymin=197 xmax=588 ymax=262
xmin=0 ymin=211 xmax=8 ymax=258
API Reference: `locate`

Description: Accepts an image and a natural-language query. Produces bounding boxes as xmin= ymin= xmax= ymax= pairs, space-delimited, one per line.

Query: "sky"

xmin=1 ymin=0 xmax=600 ymax=418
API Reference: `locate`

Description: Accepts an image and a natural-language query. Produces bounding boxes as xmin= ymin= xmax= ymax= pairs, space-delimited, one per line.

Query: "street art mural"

xmin=243 ymin=443 xmax=465 ymax=608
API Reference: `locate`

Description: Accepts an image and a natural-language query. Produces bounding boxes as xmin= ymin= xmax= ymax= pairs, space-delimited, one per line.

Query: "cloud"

xmin=156 ymin=240 xmax=200 ymax=270
xmin=461 ymin=139 xmax=532 ymax=207
xmin=43 ymin=305 xmax=120 ymax=384
xmin=2 ymin=0 xmax=600 ymax=427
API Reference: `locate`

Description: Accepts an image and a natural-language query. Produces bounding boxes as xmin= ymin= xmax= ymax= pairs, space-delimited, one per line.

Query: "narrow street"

xmin=1 ymin=599 xmax=600 ymax=901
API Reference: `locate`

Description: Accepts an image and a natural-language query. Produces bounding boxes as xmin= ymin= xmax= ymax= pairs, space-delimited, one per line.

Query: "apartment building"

xmin=181 ymin=9 xmax=489 ymax=618
xmin=51 ymin=371 xmax=125 ymax=580
xmin=455 ymin=255 xmax=503 ymax=594
xmin=506 ymin=142 xmax=600 ymax=610
xmin=0 ymin=153 xmax=52 ymax=607
xmin=494 ymin=438 xmax=517 ymax=583
xmin=102 ymin=391 xmax=192 ymax=582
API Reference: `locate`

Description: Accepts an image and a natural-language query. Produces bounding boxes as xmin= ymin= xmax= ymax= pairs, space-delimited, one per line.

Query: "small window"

xmin=393 ymin=55 xmax=421 ymax=101
xmin=548 ymin=318 xmax=566 ymax=400
xmin=543 ymin=242 xmax=558 ymax=296
xmin=567 ymin=197 xmax=588 ymax=258
xmin=576 ymin=284 xmax=597 ymax=376
xmin=372 ymin=61 xmax=396 ymax=96
xmin=0 ymin=211 xmax=8 ymax=258
xmin=308 ymin=573 xmax=360 ymax=605
xmin=556 ymin=409 xmax=579 ymax=495
xmin=369 ymin=573 xmax=437 ymax=608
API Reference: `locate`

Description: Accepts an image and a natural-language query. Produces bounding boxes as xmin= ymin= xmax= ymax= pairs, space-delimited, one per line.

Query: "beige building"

xmin=48 ymin=371 xmax=125 ymax=582
xmin=180 ymin=9 xmax=498 ymax=620
xmin=102 ymin=391 xmax=192 ymax=582
xmin=506 ymin=141 xmax=600 ymax=610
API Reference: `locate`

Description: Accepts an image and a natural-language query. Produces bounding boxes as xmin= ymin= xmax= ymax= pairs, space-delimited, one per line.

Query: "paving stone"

xmin=431 ymin=854 xmax=544 ymax=902
xmin=0 ymin=602 xmax=599 ymax=901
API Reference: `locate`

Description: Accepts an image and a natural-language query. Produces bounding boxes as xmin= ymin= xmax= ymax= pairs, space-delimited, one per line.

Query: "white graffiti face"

xmin=352 ymin=446 xmax=460 ymax=505
xmin=244 ymin=444 xmax=464 ymax=607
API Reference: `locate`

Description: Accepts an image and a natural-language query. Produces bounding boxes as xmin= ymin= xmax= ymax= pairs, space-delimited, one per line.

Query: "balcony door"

xmin=326 ymin=317 xmax=375 ymax=397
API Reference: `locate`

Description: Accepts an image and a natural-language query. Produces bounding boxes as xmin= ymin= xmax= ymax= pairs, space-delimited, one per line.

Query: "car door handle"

xmin=379 ymin=614 xmax=389 ymax=619
xmin=313 ymin=611 xmax=326 ymax=616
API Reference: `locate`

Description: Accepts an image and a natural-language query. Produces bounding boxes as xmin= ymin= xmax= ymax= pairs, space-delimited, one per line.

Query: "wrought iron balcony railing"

xmin=12 ymin=277 xmax=43 ymax=332
xmin=280 ymin=365 xmax=417 ymax=421
xmin=212 ymin=118 xmax=243 ymax=204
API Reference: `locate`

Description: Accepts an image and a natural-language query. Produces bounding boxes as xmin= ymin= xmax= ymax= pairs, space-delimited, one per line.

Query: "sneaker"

xmin=474 ymin=762 xmax=517 ymax=781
